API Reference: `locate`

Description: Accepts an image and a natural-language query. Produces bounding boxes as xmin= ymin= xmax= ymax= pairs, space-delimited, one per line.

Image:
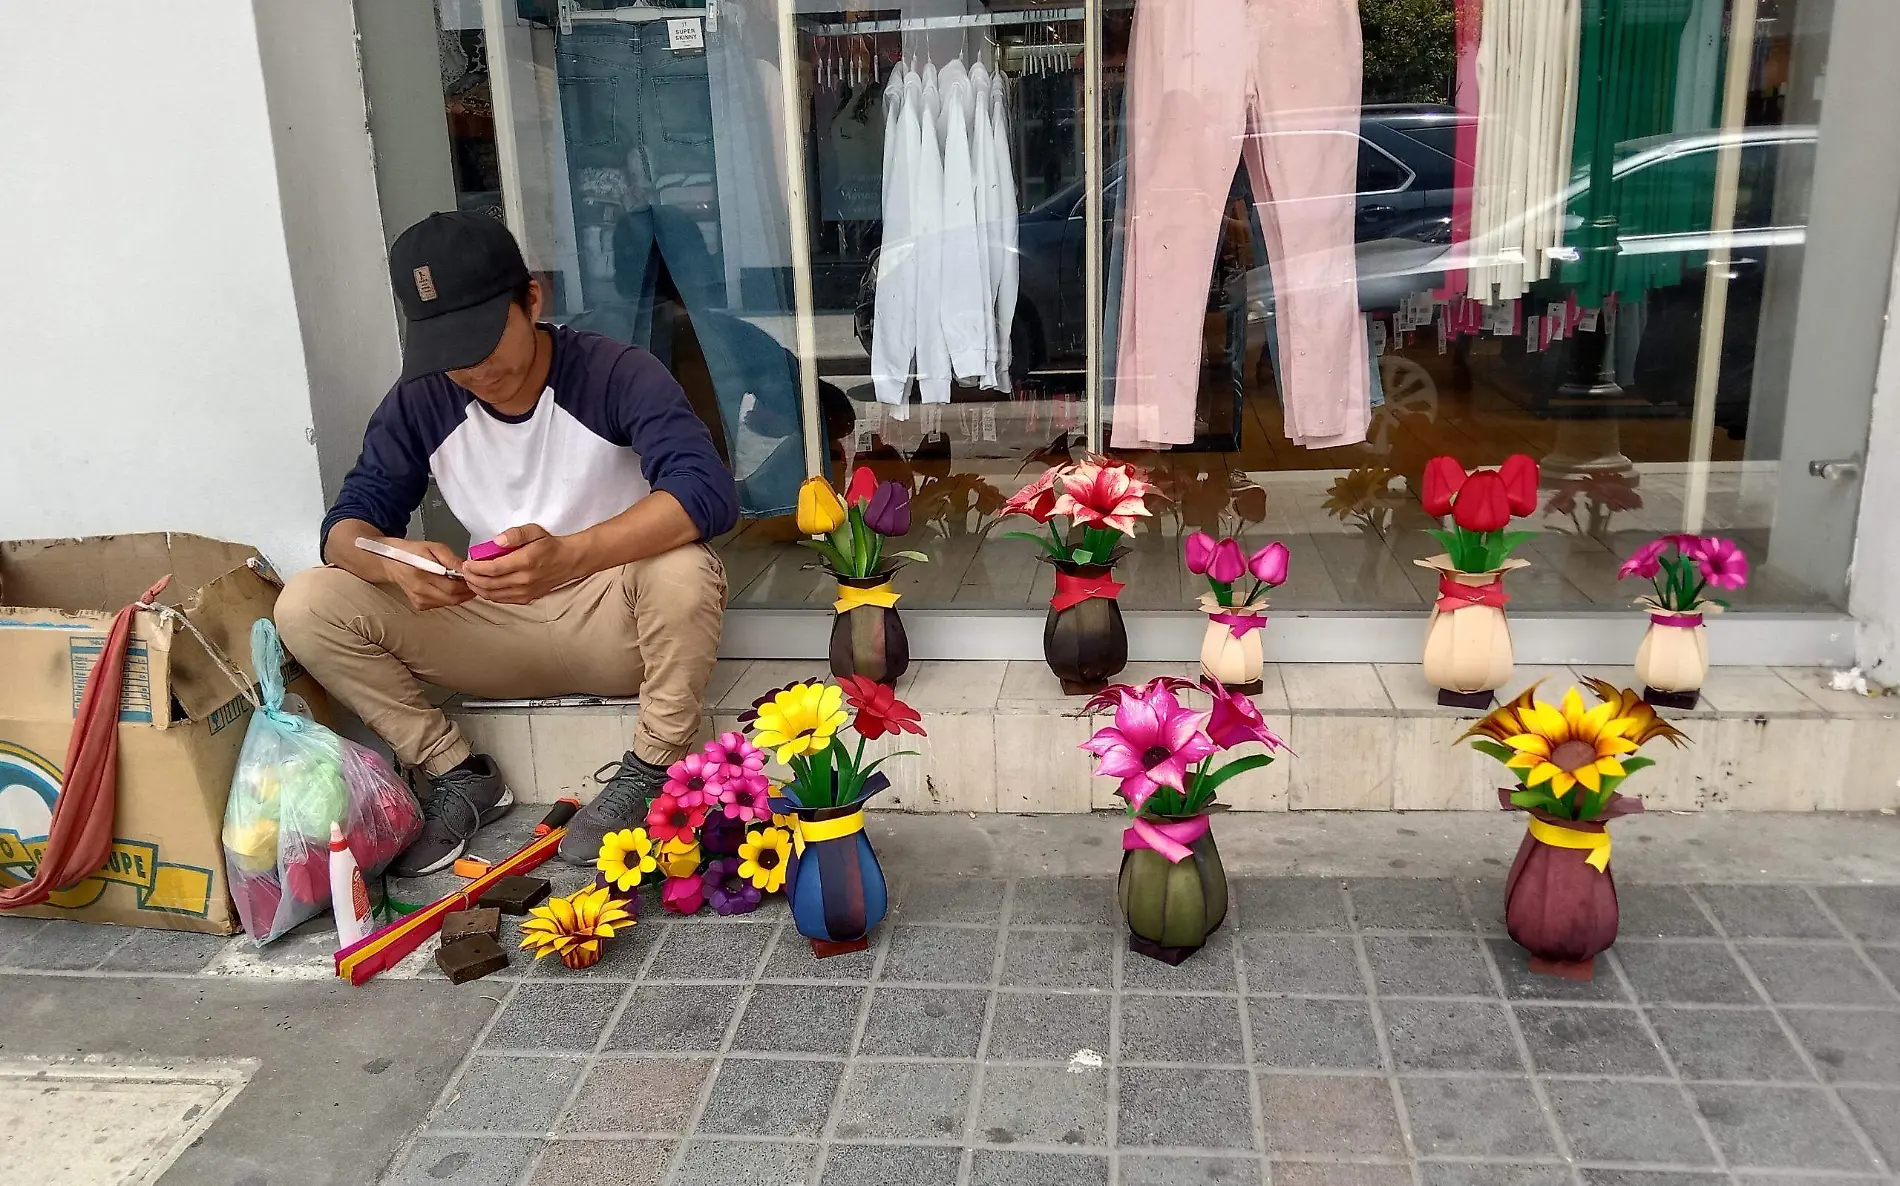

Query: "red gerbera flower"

xmin=837 ymin=675 xmax=926 ymax=740
xmin=645 ymin=793 xmax=709 ymax=844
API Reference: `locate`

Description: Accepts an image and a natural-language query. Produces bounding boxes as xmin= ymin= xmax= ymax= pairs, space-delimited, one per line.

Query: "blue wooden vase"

xmin=773 ymin=774 xmax=890 ymax=947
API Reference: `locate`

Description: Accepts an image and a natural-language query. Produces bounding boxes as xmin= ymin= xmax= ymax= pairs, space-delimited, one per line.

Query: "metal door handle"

xmin=1809 ymin=457 xmax=1862 ymax=481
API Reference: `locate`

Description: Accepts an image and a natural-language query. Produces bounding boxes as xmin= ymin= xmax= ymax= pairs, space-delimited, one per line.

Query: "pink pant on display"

xmin=1112 ymin=0 xmax=1369 ymax=451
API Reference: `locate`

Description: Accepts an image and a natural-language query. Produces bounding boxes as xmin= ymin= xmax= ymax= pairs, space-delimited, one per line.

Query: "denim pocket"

xmin=559 ymin=76 xmax=620 ymax=147
xmin=647 ymin=72 xmax=715 ymax=149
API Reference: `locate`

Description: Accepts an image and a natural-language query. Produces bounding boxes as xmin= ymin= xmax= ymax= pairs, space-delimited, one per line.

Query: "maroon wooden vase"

xmin=1499 ymin=789 xmax=1645 ymax=981
xmin=829 ymin=573 xmax=910 ymax=686
xmin=1043 ymin=561 xmax=1128 ymax=694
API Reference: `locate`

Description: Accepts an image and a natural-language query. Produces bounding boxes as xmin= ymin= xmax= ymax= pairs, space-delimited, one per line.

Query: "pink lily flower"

xmin=1080 ymin=681 xmax=1217 ymax=810
xmin=1203 ymin=680 xmax=1289 ymax=752
xmin=1052 ymin=462 xmax=1155 ymax=535
xmin=1617 ymin=537 xmax=1669 ymax=580
xmin=1248 ymin=541 xmax=1290 ymax=586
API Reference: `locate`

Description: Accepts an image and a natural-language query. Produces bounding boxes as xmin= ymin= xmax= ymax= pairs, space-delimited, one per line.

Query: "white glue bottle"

xmin=329 ymin=822 xmax=373 ymax=948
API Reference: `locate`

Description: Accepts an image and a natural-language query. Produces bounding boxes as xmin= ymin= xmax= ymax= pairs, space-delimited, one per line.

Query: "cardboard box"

xmin=0 ymin=533 xmax=320 ymax=935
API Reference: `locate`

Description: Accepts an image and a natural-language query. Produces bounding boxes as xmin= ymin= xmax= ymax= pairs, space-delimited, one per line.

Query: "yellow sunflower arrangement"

xmin=519 ymin=885 xmax=634 ymax=970
xmin=752 ymin=682 xmax=849 ymax=764
xmin=597 ymin=827 xmax=659 ymax=893
xmin=738 ymin=826 xmax=794 ymax=893
xmin=1461 ymin=680 xmax=1686 ymax=819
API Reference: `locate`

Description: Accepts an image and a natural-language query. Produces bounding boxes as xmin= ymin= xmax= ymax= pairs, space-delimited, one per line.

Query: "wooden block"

xmin=1128 ymin=934 xmax=1203 ymax=966
xmin=1221 ymin=679 xmax=1265 ymax=696
xmin=1642 ymin=687 xmax=1700 ymax=710
xmin=478 ymin=876 xmax=551 ymax=916
xmin=1437 ymin=688 xmax=1496 ymax=710
xmin=436 ymin=934 xmax=509 ymax=983
xmin=441 ymin=907 xmax=501 ymax=944
xmin=809 ymin=936 xmax=870 ymax=959
xmin=1528 ymin=953 xmax=1596 ymax=982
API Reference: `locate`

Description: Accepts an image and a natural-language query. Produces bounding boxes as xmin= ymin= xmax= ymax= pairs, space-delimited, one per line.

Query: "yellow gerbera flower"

xmin=1497 ymin=686 xmax=1644 ymax=798
xmin=596 ymin=827 xmax=658 ymax=892
xmin=737 ymin=826 xmax=794 ymax=894
xmin=520 ymin=885 xmax=634 ymax=970
xmin=752 ymin=682 xmax=849 ymax=764
xmin=658 ymin=835 xmax=701 ymax=879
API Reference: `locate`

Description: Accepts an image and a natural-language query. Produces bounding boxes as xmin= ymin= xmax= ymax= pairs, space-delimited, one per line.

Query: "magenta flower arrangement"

xmin=1184 ymin=534 xmax=1288 ymax=691
xmin=1618 ymin=534 xmax=1749 ymax=707
xmin=1081 ymin=676 xmax=1289 ymax=965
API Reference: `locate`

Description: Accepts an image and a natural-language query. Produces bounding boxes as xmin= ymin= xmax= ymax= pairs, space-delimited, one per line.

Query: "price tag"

xmin=667 ymin=17 xmax=704 ymax=52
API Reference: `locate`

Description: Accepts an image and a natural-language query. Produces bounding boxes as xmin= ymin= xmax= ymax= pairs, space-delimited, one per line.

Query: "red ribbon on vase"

xmin=1051 ymin=570 xmax=1126 ymax=612
xmin=1649 ymin=612 xmax=1705 ymax=628
xmin=1207 ymin=611 xmax=1269 ymax=639
xmin=1435 ymin=575 xmax=1509 ymax=613
xmin=1121 ymin=815 xmax=1211 ymax=864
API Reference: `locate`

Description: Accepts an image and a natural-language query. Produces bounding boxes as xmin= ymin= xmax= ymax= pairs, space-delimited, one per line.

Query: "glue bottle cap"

xmin=330 ymin=822 xmax=348 ymax=851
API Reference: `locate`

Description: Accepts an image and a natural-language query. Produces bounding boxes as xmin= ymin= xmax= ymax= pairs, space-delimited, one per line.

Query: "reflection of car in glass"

xmin=853 ymin=105 xmax=1468 ymax=375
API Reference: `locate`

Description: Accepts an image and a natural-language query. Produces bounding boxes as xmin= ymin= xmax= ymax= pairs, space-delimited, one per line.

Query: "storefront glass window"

xmin=394 ymin=0 xmax=1873 ymax=617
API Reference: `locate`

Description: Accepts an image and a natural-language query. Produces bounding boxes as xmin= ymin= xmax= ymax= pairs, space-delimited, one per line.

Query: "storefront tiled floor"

xmin=373 ymin=874 xmax=1900 ymax=1185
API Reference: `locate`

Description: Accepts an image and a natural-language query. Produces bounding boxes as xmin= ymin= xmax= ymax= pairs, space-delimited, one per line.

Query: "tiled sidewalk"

xmin=381 ymin=876 xmax=1900 ymax=1186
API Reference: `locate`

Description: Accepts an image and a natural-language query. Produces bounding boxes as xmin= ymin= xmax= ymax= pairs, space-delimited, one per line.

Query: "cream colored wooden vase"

xmin=1197 ymin=593 xmax=1269 ymax=692
xmin=1416 ymin=555 xmax=1529 ymax=707
xmin=1633 ymin=598 xmax=1718 ymax=707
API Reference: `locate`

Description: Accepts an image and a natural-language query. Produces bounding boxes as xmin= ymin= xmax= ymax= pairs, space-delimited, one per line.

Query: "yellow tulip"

xmin=796 ymin=477 xmax=848 ymax=535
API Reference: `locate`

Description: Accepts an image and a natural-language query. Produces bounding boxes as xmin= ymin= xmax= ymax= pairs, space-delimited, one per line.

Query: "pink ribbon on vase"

xmin=1435 ymin=575 xmax=1509 ymax=613
xmin=1650 ymin=612 xmax=1705 ymax=628
xmin=1121 ymin=815 xmax=1211 ymax=865
xmin=1207 ymin=611 xmax=1268 ymax=639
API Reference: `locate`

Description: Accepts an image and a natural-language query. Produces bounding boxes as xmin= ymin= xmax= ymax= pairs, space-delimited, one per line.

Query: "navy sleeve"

xmin=318 ymin=386 xmax=438 ymax=556
xmin=604 ymin=349 xmax=741 ymax=540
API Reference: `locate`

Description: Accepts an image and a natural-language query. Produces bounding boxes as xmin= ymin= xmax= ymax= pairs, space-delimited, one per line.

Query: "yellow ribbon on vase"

xmin=833 ymin=581 xmax=900 ymax=616
xmin=1525 ymin=816 xmax=1612 ymax=872
xmin=791 ymin=809 xmax=867 ymax=856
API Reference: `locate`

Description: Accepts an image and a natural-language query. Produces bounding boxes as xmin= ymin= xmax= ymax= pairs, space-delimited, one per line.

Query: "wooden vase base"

xmin=1436 ymin=688 xmax=1497 ymax=709
xmin=1221 ymin=679 xmax=1264 ymax=696
xmin=1642 ymin=687 xmax=1701 ymax=710
xmin=1061 ymin=679 xmax=1111 ymax=696
xmin=1528 ymin=954 xmax=1597 ymax=981
xmin=810 ymin=936 xmax=870 ymax=959
xmin=1129 ymin=934 xmax=1202 ymax=966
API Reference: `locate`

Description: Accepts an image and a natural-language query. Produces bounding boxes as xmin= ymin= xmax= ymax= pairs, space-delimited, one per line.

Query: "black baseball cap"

xmin=389 ymin=211 xmax=533 ymax=380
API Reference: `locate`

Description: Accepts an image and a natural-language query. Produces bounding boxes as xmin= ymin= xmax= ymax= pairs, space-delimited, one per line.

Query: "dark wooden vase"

xmin=829 ymin=574 xmax=909 ymax=686
xmin=1500 ymin=789 xmax=1644 ymax=980
xmin=778 ymin=775 xmax=891 ymax=956
xmin=1044 ymin=561 xmax=1128 ymax=694
xmin=1117 ymin=818 xmax=1227 ymax=965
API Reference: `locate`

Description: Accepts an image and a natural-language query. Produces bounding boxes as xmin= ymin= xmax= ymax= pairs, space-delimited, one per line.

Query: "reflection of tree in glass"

xmin=1544 ymin=470 xmax=1644 ymax=539
xmin=1360 ymin=0 xmax=1455 ymax=105
xmin=1324 ymin=466 xmax=1408 ymax=538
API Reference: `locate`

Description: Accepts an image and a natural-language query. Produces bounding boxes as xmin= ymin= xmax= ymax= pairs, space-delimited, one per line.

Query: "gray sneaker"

xmin=558 ymin=751 xmax=668 ymax=866
xmin=389 ymin=755 xmax=515 ymax=878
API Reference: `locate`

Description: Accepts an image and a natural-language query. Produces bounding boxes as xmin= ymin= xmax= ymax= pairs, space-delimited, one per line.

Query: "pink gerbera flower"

xmin=719 ymin=772 xmax=774 ymax=824
xmin=1052 ymin=462 xmax=1154 ymax=535
xmin=1080 ymin=680 xmax=1217 ymax=810
xmin=704 ymin=731 xmax=765 ymax=784
xmin=663 ymin=752 xmax=725 ymax=811
xmin=1696 ymin=537 xmax=1750 ymax=590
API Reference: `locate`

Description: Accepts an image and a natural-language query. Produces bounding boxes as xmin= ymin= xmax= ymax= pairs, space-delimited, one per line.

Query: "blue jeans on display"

xmin=557 ymin=22 xmax=803 ymax=518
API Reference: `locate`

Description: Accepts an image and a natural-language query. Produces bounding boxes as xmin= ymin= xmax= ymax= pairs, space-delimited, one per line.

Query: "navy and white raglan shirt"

xmin=321 ymin=325 xmax=740 ymax=553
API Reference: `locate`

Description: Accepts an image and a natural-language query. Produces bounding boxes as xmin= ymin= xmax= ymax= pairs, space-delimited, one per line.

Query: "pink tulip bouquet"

xmin=1184 ymin=534 xmax=1288 ymax=690
xmin=1082 ymin=677 xmax=1289 ymax=963
xmin=1184 ymin=533 xmax=1289 ymax=607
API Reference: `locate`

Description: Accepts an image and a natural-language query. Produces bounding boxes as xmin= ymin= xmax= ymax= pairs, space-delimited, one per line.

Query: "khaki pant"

xmin=275 ymin=544 xmax=727 ymax=777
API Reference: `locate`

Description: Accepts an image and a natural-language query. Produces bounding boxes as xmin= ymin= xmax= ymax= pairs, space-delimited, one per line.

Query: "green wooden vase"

xmin=1117 ymin=819 xmax=1227 ymax=965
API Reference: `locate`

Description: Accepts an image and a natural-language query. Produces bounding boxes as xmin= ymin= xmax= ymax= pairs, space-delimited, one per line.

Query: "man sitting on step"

xmin=276 ymin=212 xmax=736 ymax=877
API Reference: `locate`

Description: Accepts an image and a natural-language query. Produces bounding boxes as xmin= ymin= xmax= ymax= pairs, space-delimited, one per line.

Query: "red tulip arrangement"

xmin=1421 ymin=455 xmax=1541 ymax=572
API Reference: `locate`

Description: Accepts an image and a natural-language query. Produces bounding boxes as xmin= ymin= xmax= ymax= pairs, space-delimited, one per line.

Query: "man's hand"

xmin=461 ymin=524 xmax=583 ymax=605
xmin=378 ymin=538 xmax=475 ymax=611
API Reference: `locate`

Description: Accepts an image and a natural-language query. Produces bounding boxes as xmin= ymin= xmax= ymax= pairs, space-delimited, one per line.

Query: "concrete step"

xmin=444 ymin=661 xmax=1900 ymax=813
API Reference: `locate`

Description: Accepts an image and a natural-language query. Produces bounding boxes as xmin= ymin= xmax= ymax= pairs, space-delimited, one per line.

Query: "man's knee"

xmin=619 ymin=545 xmax=728 ymax=618
xmin=275 ymin=566 xmax=376 ymax=655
